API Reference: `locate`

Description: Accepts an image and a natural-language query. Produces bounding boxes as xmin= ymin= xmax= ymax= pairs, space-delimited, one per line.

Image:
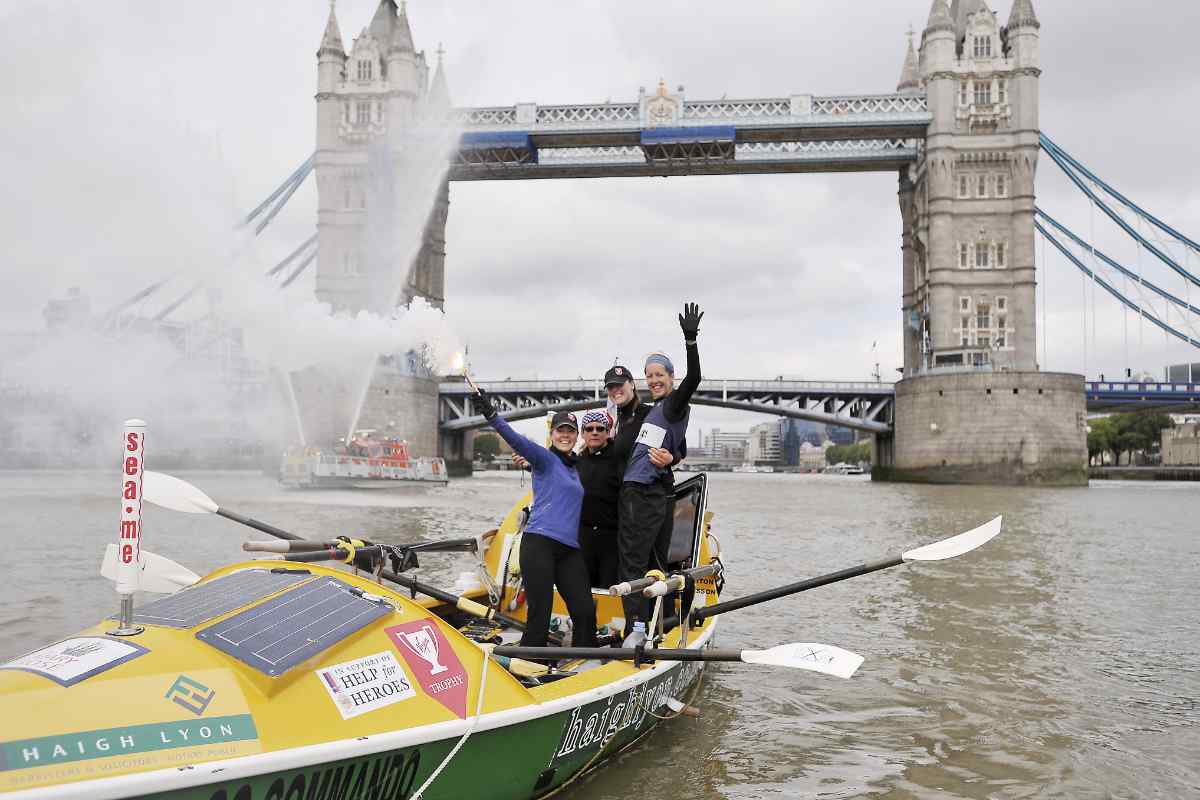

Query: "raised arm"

xmin=475 ymin=387 xmax=551 ymax=470
xmin=665 ymin=302 xmax=703 ymax=422
xmin=490 ymin=417 xmax=552 ymax=470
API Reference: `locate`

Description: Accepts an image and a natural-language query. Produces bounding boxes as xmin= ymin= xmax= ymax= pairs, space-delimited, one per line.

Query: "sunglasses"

xmin=582 ymin=426 xmax=608 ymax=433
xmin=553 ymin=425 xmax=577 ymax=433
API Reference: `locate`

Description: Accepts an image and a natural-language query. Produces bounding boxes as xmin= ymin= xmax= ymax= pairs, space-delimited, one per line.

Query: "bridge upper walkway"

xmin=448 ymin=92 xmax=930 ymax=180
xmin=438 ymin=378 xmax=1200 ymax=433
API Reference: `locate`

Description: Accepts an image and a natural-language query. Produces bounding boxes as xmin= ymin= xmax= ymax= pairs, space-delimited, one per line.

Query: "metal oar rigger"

xmin=141 ymin=471 xmax=528 ymax=632
xmin=690 ymin=516 xmax=1004 ymax=623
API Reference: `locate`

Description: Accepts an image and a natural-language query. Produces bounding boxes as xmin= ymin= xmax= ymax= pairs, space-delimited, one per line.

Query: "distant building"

xmin=780 ymin=418 xmax=825 ymax=465
xmin=1162 ymin=423 xmax=1200 ymax=465
xmin=797 ymin=441 xmax=833 ymax=472
xmin=700 ymin=429 xmax=750 ymax=466
xmin=748 ymin=420 xmax=782 ymax=465
xmin=1165 ymin=363 xmax=1200 ymax=383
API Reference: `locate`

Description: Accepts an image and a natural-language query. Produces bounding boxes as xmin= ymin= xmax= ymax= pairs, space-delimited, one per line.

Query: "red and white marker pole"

xmin=110 ymin=418 xmax=146 ymax=636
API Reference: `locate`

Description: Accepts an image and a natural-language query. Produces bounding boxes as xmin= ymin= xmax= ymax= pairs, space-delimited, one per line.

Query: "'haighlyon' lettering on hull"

xmin=0 ymin=715 xmax=257 ymax=771
xmin=551 ymin=659 xmax=704 ymax=766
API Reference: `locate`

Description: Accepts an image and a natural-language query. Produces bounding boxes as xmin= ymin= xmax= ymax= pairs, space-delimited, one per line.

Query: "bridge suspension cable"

xmin=243 ymin=154 xmax=315 ymax=234
xmin=1035 ymin=209 xmax=1200 ymax=317
xmin=1036 ymin=221 xmax=1200 ymax=349
xmin=1041 ymin=134 xmax=1200 ymax=254
xmin=1040 ymin=135 xmax=1200 ymax=289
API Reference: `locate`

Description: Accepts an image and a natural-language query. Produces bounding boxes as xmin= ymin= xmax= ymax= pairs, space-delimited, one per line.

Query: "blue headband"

xmin=644 ymin=352 xmax=674 ymax=375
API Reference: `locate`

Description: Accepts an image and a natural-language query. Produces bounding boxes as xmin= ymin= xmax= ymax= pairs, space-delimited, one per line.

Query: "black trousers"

xmin=617 ymin=482 xmax=675 ymax=628
xmin=518 ymin=532 xmax=597 ymax=649
xmin=579 ymin=524 xmax=619 ymax=590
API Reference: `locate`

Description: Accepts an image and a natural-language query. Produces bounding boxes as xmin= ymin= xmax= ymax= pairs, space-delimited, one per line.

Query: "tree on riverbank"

xmin=1088 ymin=412 xmax=1174 ymax=465
xmin=473 ymin=432 xmax=502 ymax=460
xmin=826 ymin=442 xmax=871 ymax=465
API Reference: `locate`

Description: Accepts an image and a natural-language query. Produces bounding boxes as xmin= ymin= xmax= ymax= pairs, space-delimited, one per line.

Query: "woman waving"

xmin=474 ymin=389 xmax=597 ymax=651
xmin=618 ymin=302 xmax=704 ymax=646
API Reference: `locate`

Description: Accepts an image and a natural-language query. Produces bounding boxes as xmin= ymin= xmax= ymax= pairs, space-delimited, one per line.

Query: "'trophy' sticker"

xmin=385 ymin=621 xmax=469 ymax=719
xmin=316 ymin=651 xmax=416 ymax=720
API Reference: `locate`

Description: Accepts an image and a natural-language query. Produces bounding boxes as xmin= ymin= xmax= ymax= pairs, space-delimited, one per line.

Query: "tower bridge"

xmin=262 ymin=0 xmax=1200 ymax=484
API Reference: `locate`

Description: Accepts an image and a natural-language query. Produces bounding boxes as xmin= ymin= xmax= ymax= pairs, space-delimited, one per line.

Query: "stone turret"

xmin=921 ymin=0 xmax=957 ymax=74
xmin=386 ymin=1 xmax=421 ymax=132
xmin=1006 ymin=0 xmax=1040 ymax=72
xmin=1007 ymin=0 xmax=1039 ymax=30
xmin=367 ymin=0 xmax=396 ymax=42
xmin=316 ymin=1 xmax=346 ymax=151
xmin=426 ymin=45 xmax=451 ymax=111
xmin=897 ymin=31 xmax=921 ymax=93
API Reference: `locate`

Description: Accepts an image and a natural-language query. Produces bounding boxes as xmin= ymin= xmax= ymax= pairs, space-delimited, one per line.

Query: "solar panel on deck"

xmin=124 ymin=569 xmax=313 ymax=629
xmin=196 ymin=577 xmax=392 ymax=676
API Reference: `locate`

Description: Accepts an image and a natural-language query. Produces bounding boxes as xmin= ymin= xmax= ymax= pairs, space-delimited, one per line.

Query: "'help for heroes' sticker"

xmin=635 ymin=423 xmax=667 ymax=449
xmin=316 ymin=651 xmax=415 ymax=720
xmin=0 ymin=637 xmax=148 ymax=687
xmin=316 ymin=652 xmax=415 ymax=719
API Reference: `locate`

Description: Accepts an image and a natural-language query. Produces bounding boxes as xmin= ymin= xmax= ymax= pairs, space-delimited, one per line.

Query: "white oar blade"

xmin=101 ymin=544 xmax=201 ymax=594
xmin=902 ymin=515 xmax=1002 ymax=562
xmin=143 ymin=470 xmax=219 ymax=514
xmin=740 ymin=643 xmax=864 ymax=679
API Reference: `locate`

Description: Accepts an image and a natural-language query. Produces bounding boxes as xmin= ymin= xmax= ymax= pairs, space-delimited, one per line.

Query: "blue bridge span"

xmin=437 ymin=378 xmax=1200 ymax=433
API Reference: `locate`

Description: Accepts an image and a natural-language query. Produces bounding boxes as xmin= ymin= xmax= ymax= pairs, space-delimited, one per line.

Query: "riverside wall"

xmin=875 ymin=372 xmax=1088 ymax=486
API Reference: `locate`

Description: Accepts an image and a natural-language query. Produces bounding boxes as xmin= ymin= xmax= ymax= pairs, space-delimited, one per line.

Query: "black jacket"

xmin=577 ymin=441 xmax=621 ymax=532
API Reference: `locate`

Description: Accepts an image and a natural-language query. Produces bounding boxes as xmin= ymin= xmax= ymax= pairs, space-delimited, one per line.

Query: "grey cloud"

xmin=2 ymin=0 xmax=1199 ymax=405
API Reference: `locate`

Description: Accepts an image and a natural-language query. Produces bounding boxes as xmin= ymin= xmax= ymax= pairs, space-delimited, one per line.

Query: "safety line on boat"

xmin=411 ymin=644 xmax=492 ymax=799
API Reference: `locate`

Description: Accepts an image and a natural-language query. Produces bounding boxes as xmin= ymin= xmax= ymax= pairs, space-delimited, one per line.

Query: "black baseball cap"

xmin=603 ymin=365 xmax=634 ymax=386
xmin=550 ymin=411 xmax=578 ymax=430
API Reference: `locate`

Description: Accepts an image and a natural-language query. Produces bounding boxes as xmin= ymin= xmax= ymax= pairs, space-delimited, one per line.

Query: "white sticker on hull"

xmin=0 ymin=637 xmax=148 ymax=686
xmin=315 ymin=651 xmax=416 ymax=720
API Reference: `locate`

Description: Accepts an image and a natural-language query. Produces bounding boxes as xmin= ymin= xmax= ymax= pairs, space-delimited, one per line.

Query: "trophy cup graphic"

xmin=396 ymin=624 xmax=447 ymax=675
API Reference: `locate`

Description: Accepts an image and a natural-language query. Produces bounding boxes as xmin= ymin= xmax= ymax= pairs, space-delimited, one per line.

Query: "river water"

xmin=1 ymin=470 xmax=1197 ymax=798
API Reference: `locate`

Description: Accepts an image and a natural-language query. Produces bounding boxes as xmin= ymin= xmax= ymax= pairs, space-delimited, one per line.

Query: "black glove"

xmin=476 ymin=387 xmax=498 ymax=421
xmin=679 ymin=302 xmax=704 ymax=340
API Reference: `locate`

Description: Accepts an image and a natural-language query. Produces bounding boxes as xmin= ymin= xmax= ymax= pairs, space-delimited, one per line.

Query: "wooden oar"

xmin=691 ymin=516 xmax=1003 ymax=623
xmin=493 ymin=642 xmax=864 ymax=679
xmin=142 ymin=471 xmax=528 ymax=632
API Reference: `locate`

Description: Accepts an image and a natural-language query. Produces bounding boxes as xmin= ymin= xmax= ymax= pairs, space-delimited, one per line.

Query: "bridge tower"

xmin=296 ymin=0 xmax=451 ymax=461
xmin=882 ymin=0 xmax=1087 ymax=484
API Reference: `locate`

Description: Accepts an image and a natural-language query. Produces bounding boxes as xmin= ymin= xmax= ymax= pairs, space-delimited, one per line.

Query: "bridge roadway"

xmin=438 ymin=379 xmax=1200 ymax=434
xmin=448 ymin=92 xmax=930 ymax=180
xmin=439 ymin=379 xmax=896 ymax=433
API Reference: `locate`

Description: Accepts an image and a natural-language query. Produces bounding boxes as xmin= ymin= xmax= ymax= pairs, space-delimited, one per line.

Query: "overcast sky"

xmin=3 ymin=0 xmax=1200 ymax=441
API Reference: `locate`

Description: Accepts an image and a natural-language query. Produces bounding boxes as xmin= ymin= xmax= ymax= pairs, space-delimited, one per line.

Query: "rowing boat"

xmin=0 ymin=476 xmax=731 ymax=800
xmin=0 ymin=421 xmax=1001 ymax=800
